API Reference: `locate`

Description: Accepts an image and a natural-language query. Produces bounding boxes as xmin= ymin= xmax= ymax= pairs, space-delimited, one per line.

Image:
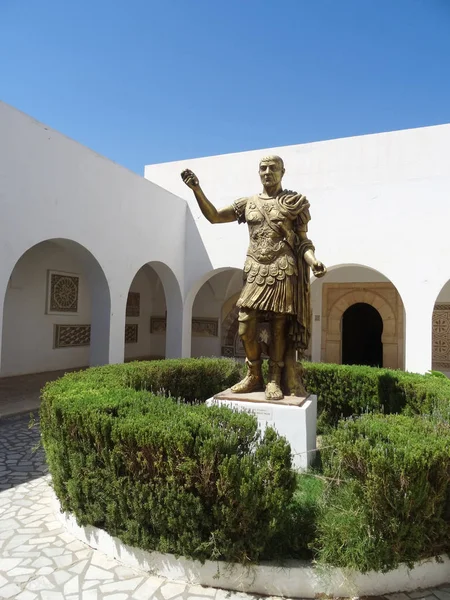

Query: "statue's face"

xmin=259 ymin=160 xmax=284 ymax=187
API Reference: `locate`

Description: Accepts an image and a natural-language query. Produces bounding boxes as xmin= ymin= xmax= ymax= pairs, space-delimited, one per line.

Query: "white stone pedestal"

xmin=206 ymin=391 xmax=317 ymax=471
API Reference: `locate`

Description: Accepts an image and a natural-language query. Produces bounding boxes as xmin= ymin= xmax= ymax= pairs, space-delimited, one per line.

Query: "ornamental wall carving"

xmin=192 ymin=318 xmax=218 ymax=337
xmin=321 ymin=282 xmax=404 ymax=369
xmin=47 ymin=271 xmax=79 ymax=314
xmin=432 ymin=303 xmax=450 ymax=370
xmin=54 ymin=324 xmax=90 ymax=348
xmin=54 ymin=324 xmax=139 ymax=348
xmin=150 ymin=316 xmax=219 ymax=337
xmin=126 ymin=292 xmax=140 ymax=317
xmin=125 ymin=324 xmax=139 ymax=344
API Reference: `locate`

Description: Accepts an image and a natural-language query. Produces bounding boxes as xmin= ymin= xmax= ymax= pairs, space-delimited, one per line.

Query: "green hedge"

xmin=40 ymin=361 xmax=299 ymax=564
xmin=56 ymin=358 xmax=450 ymax=430
xmin=317 ymin=414 xmax=450 ymax=572
xmin=301 ymin=362 xmax=450 ymax=431
xmin=40 ymin=357 xmax=450 ymax=572
xmin=61 ymin=357 xmax=244 ymax=404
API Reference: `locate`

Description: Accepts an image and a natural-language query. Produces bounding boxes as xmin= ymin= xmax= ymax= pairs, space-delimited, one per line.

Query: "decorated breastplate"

xmin=246 ymin=198 xmax=292 ymax=263
xmin=243 ymin=198 xmax=297 ymax=284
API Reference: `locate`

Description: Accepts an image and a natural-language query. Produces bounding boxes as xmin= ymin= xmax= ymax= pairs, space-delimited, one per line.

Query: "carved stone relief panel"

xmin=54 ymin=324 xmax=90 ymax=348
xmin=125 ymin=324 xmax=138 ymax=344
xmin=192 ymin=318 xmax=218 ymax=337
xmin=54 ymin=324 xmax=139 ymax=348
xmin=47 ymin=271 xmax=79 ymax=314
xmin=150 ymin=316 xmax=167 ymax=334
xmin=126 ymin=292 xmax=140 ymax=317
xmin=150 ymin=317 xmax=219 ymax=338
xmin=432 ymin=303 xmax=450 ymax=370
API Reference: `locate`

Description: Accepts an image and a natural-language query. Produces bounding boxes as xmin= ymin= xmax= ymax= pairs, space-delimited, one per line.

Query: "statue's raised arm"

xmin=181 ymin=169 xmax=236 ymax=224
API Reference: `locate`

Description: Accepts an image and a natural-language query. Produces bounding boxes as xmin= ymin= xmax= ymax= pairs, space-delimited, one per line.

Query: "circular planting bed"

xmin=40 ymin=358 xmax=450 ymax=597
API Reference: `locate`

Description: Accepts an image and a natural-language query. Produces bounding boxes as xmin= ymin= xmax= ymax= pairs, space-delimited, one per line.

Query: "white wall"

xmin=2 ymin=103 xmax=450 ymax=376
xmin=145 ymin=123 xmax=450 ymax=302
xmin=0 ymin=101 xmax=198 ymax=375
xmin=1 ymin=241 xmax=91 ymax=376
xmin=146 ymin=123 xmax=450 ymax=373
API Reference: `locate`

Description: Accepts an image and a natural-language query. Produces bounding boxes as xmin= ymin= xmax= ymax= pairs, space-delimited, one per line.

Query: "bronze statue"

xmin=181 ymin=156 xmax=327 ymax=401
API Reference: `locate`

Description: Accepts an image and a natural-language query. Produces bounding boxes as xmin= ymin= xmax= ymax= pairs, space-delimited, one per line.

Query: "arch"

xmin=328 ymin=289 xmax=396 ymax=338
xmin=189 ymin=268 xmax=243 ymax=358
xmin=324 ymin=286 xmax=401 ymax=369
xmin=124 ymin=261 xmax=185 ymax=360
xmin=342 ymin=302 xmax=383 ymax=367
xmin=1 ymin=238 xmax=111 ymax=377
xmin=318 ymin=264 xmax=405 ymax=370
xmin=185 ymin=267 xmax=240 ymax=308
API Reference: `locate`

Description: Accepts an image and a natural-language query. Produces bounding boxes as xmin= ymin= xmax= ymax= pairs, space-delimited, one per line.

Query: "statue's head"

xmin=259 ymin=155 xmax=285 ymax=188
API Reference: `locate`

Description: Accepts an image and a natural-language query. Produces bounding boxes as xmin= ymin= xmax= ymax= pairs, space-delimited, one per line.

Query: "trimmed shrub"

xmin=40 ymin=362 xmax=298 ymax=564
xmin=316 ymin=414 xmax=450 ymax=572
xmin=60 ymin=359 xmax=450 ymax=431
xmin=60 ymin=357 xmax=244 ymax=404
xmin=39 ymin=358 xmax=450 ymax=571
xmin=302 ymin=362 xmax=450 ymax=431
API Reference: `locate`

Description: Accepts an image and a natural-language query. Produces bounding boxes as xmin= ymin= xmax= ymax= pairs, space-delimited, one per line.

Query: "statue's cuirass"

xmin=243 ymin=196 xmax=297 ymax=287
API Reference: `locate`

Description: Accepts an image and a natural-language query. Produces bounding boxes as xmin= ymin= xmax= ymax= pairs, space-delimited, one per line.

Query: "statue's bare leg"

xmin=231 ymin=309 xmax=264 ymax=393
xmin=266 ymin=313 xmax=287 ymax=401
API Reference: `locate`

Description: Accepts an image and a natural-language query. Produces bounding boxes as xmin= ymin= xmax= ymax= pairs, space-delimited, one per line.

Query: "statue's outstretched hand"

xmin=312 ymin=261 xmax=327 ymax=278
xmin=181 ymin=169 xmax=200 ymax=190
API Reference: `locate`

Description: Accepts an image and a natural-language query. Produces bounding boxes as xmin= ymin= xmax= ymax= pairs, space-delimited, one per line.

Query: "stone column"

xmin=0 ymin=282 xmax=5 ymax=375
xmin=89 ymin=281 xmax=126 ymax=367
xmin=0 ymin=265 xmax=12 ymax=376
xmin=166 ymin=296 xmax=192 ymax=358
xmin=403 ymin=301 xmax=433 ymax=374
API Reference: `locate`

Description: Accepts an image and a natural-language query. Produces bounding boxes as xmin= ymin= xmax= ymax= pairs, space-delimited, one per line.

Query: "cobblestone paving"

xmin=1 ymin=412 xmax=449 ymax=599
xmin=0 ymin=414 xmax=47 ymax=492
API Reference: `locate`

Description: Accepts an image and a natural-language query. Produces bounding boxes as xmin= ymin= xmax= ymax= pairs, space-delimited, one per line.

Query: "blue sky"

xmin=1 ymin=0 xmax=450 ymax=174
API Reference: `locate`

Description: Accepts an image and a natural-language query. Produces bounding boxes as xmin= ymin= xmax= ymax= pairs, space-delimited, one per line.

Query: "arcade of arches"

xmin=2 ymin=250 xmax=450 ymax=377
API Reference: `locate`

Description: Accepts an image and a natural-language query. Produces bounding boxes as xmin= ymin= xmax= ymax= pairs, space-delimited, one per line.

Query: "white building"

xmin=1 ymin=100 xmax=450 ymax=379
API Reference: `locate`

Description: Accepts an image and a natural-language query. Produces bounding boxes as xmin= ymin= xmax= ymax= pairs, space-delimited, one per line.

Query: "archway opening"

xmin=1 ymin=238 xmax=110 ymax=377
xmin=190 ymin=268 xmax=242 ymax=358
xmin=316 ymin=264 xmax=405 ymax=369
xmin=342 ymin=302 xmax=383 ymax=367
xmin=125 ymin=263 xmax=168 ymax=362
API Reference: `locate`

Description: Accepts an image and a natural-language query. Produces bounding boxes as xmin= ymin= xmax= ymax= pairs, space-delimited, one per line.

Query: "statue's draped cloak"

xmin=233 ymin=192 xmax=314 ymax=351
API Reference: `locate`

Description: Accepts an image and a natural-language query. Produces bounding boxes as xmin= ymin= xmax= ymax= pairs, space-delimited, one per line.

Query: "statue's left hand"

xmin=312 ymin=261 xmax=327 ymax=278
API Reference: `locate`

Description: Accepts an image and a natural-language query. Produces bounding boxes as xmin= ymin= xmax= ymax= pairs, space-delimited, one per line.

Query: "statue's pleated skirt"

xmin=236 ymin=273 xmax=298 ymax=315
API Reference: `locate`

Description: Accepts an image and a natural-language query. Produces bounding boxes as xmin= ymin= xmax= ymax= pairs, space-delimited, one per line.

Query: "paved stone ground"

xmin=1 ymin=401 xmax=450 ymax=598
xmin=0 ymin=370 xmax=78 ymax=418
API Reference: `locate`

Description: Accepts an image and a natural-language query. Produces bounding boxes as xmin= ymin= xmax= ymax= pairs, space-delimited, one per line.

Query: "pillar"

xmin=403 ymin=300 xmax=433 ymax=374
xmin=165 ymin=295 xmax=192 ymax=358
